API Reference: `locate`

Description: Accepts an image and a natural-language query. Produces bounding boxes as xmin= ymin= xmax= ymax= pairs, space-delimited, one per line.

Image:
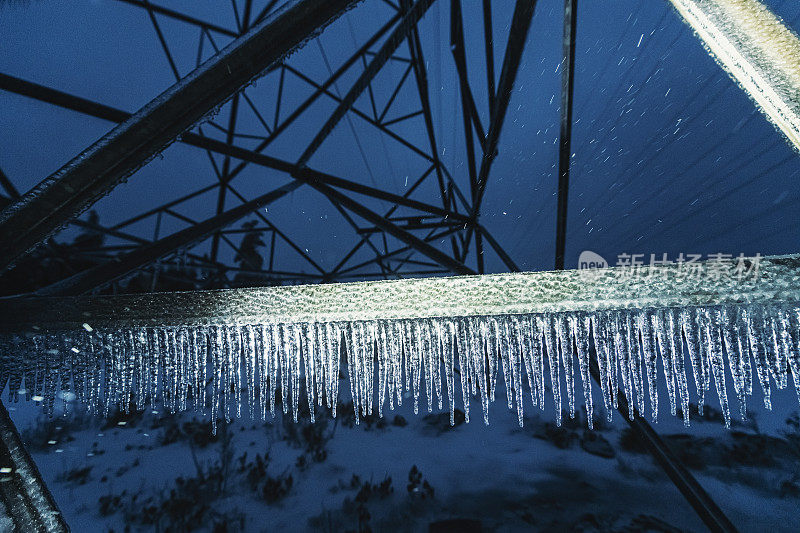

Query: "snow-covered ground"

xmin=7 ymin=383 xmax=800 ymax=532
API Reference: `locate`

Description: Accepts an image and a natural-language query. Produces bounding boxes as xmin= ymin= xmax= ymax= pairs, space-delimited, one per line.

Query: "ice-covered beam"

xmin=0 ymin=401 xmax=67 ymax=532
xmin=0 ymin=255 xmax=798 ymax=432
xmin=667 ymin=0 xmax=800 ymax=152
xmin=0 ymin=0 xmax=361 ymax=273
xmin=3 ymin=255 xmax=795 ymax=329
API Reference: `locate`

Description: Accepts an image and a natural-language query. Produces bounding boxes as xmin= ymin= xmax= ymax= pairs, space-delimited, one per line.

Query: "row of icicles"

xmin=0 ymin=302 xmax=799 ymax=432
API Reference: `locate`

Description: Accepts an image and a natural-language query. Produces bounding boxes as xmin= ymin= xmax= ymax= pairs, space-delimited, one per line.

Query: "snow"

xmin=7 ymin=384 xmax=800 ymax=532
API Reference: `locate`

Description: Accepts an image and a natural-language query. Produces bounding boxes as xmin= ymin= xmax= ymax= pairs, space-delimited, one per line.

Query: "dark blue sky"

xmin=1 ymin=0 xmax=799 ymax=276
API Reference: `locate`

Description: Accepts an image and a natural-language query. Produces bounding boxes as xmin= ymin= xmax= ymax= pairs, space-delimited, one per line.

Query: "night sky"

xmin=1 ymin=0 xmax=799 ymax=275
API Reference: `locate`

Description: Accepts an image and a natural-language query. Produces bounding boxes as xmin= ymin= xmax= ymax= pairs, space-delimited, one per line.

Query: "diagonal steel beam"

xmin=0 ymin=401 xmax=68 ymax=532
xmin=223 ymin=12 xmax=403 ymax=182
xmin=449 ymin=0 xmax=483 ymax=270
xmin=482 ymin=0 xmax=496 ymax=112
xmin=309 ymin=181 xmax=474 ymax=275
xmin=115 ymin=0 xmax=239 ymax=37
xmin=334 ymin=227 xmax=463 ymax=276
xmin=453 ymin=0 xmax=535 ymax=271
xmin=0 ymin=71 xmax=475 ymax=279
xmin=0 ymin=168 xmax=20 ymax=200
xmin=296 ymin=0 xmax=436 ymax=167
xmin=399 ymin=0 xmax=461 ymax=263
xmin=471 ymin=0 xmax=536 ymax=217
xmin=0 ymin=0 xmax=361 ymax=273
xmin=0 ymin=73 xmax=468 ymax=225
xmin=35 ymin=182 xmax=302 ymax=297
xmin=667 ymin=0 xmax=800 ymax=153
xmin=289 ymin=0 xmax=438 ymax=277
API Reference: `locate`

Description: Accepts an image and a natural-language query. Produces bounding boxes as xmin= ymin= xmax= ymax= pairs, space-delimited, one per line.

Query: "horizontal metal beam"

xmin=1 ymin=254 xmax=794 ymax=329
xmin=0 ymin=0 xmax=360 ymax=273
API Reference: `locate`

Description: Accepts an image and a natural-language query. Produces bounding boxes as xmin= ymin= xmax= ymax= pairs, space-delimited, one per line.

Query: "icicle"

xmin=541 ymin=314 xmax=562 ymax=426
xmin=440 ymin=319 xmax=456 ymax=426
xmin=363 ymin=321 xmax=376 ymax=417
xmin=344 ymin=322 xmax=360 ymax=424
xmin=376 ymin=320 xmax=389 ymax=418
xmin=680 ymin=308 xmax=708 ymax=415
xmin=313 ymin=324 xmax=324 ymax=409
xmin=389 ymin=320 xmax=403 ymax=409
xmin=699 ymin=308 xmax=731 ymax=427
xmin=253 ymin=325 xmax=266 ymax=419
xmin=481 ymin=318 xmax=497 ymax=404
xmin=602 ymin=313 xmax=619 ymax=411
xmin=466 ymin=318 xmax=489 ymax=425
xmin=555 ymin=315 xmax=576 ymax=419
xmin=500 ymin=317 xmax=523 ymax=427
xmin=767 ymin=307 xmax=790 ymax=390
xmin=420 ymin=319 xmax=434 ymax=414
xmin=427 ymin=318 xmax=443 ymax=411
xmin=652 ymin=311 xmax=678 ymax=418
xmin=494 ymin=317 xmax=513 ymax=411
xmin=209 ymin=326 xmax=222 ymax=433
xmin=721 ymin=307 xmax=749 ymax=419
xmin=774 ymin=307 xmax=799 ymax=401
xmin=665 ymin=310 xmax=691 ymax=426
xmin=637 ymin=311 xmax=659 ymax=422
xmin=406 ymin=320 xmax=421 ymax=416
xmin=623 ymin=311 xmax=645 ymax=418
xmin=572 ymin=313 xmax=594 ymax=429
xmin=611 ymin=311 xmax=635 ymax=421
xmin=455 ymin=318 xmax=472 ymax=424
xmin=788 ymin=309 xmax=800 ymax=403
xmin=591 ymin=313 xmax=614 ymax=422
xmin=326 ymin=322 xmax=341 ymax=417
xmin=383 ymin=321 xmax=398 ymax=411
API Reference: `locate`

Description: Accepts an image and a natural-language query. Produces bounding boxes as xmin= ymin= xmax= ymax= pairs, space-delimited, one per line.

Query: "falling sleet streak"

xmin=1 ymin=303 xmax=800 ymax=433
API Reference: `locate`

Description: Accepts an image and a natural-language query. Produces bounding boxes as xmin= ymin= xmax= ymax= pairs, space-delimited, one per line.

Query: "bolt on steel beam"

xmin=0 ymin=0 xmax=362 ymax=274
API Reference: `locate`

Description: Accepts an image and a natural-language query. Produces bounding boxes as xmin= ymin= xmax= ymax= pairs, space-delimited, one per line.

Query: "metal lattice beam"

xmin=0 ymin=0 xmax=362 ymax=273
xmin=555 ymin=0 xmax=577 ymax=270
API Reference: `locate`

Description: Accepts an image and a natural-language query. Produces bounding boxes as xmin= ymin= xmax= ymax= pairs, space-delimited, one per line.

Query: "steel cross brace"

xmin=0 ymin=0 xmax=362 ymax=274
xmin=0 ymin=73 xmax=477 ymax=274
xmin=550 ymin=3 xmax=735 ymax=530
xmin=0 ymin=2 xmax=362 ymax=528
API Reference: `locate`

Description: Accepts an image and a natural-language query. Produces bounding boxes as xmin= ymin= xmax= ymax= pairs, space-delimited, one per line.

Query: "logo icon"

xmin=578 ymin=250 xmax=608 ymax=270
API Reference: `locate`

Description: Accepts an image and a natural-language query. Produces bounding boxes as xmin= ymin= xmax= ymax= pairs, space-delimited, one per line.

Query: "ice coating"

xmin=0 ymin=256 xmax=799 ymax=432
xmin=0 ymin=303 xmax=799 ymax=433
xmin=667 ymin=0 xmax=800 ymax=152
